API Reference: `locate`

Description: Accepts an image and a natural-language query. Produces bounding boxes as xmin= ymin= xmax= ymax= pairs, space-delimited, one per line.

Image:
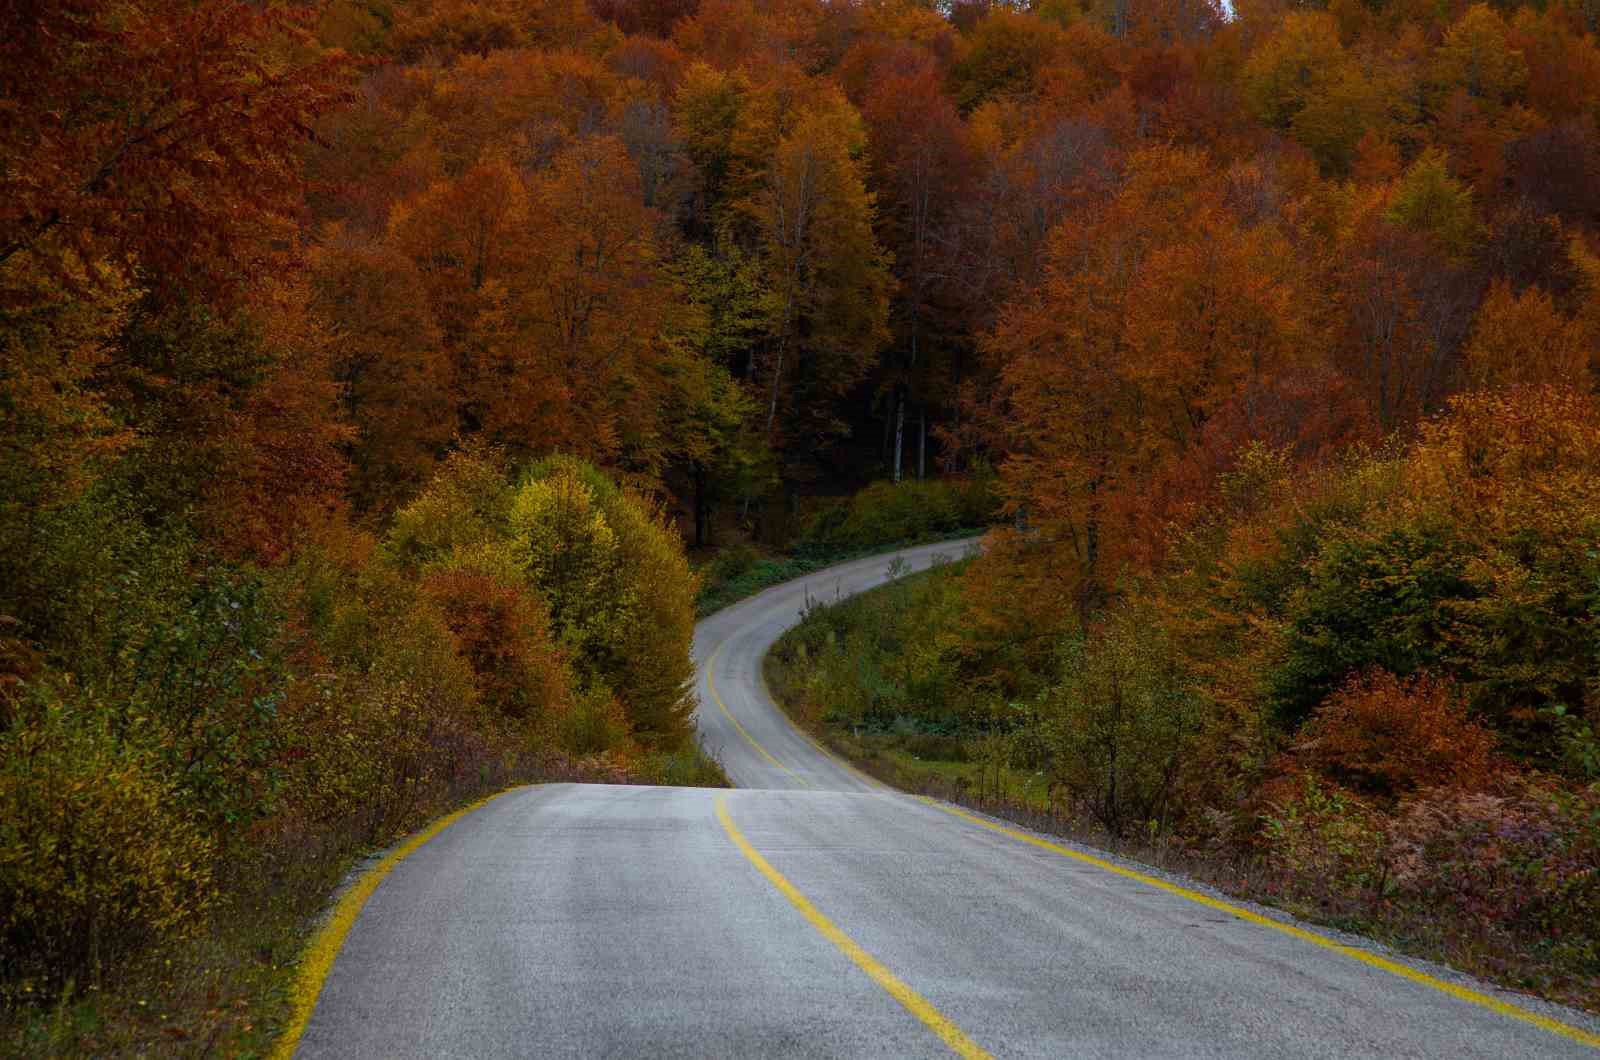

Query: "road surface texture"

xmin=297 ymin=541 xmax=1600 ymax=1058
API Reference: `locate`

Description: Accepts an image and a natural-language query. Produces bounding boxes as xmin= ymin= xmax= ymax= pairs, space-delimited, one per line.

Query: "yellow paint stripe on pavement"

xmin=706 ymin=637 xmax=810 ymax=787
xmin=750 ymin=642 xmax=887 ymax=793
xmin=786 ymin=711 xmax=888 ymax=792
xmin=923 ymin=798 xmax=1600 ymax=1051
xmin=271 ymin=787 xmax=523 ymax=1059
xmin=715 ymin=796 xmax=992 ymax=1060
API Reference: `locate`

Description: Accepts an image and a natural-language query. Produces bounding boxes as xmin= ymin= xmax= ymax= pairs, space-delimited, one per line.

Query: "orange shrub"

xmin=1294 ymin=669 xmax=1497 ymax=799
xmin=421 ymin=566 xmax=575 ymax=736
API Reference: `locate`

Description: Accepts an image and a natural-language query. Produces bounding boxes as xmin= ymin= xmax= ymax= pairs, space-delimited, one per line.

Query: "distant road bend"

xmin=297 ymin=541 xmax=1600 ymax=1058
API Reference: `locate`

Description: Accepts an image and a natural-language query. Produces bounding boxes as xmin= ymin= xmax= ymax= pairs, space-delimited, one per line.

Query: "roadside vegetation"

xmin=695 ymin=474 xmax=997 ymax=615
xmin=1 ymin=447 xmax=723 ymax=1056
xmin=770 ymin=394 xmax=1600 ymax=1013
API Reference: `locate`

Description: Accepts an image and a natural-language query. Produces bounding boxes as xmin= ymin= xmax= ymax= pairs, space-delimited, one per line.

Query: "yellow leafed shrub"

xmin=0 ymin=698 xmax=216 ymax=986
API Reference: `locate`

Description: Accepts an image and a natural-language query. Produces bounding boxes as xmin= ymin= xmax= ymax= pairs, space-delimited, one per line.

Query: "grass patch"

xmin=830 ymin=733 xmax=1055 ymax=812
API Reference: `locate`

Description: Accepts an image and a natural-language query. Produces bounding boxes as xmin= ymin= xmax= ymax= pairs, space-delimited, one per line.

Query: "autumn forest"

xmin=4 ymin=0 xmax=1600 ymax=1048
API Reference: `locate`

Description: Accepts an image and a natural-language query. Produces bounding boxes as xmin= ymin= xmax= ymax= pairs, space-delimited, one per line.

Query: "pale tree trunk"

xmin=762 ymin=146 xmax=818 ymax=438
xmin=764 ymin=332 xmax=787 ymax=435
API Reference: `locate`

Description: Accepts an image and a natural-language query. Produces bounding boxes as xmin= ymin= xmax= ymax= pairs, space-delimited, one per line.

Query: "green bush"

xmin=119 ymin=574 xmax=287 ymax=836
xmin=1259 ymin=773 xmax=1388 ymax=902
xmin=707 ymin=541 xmax=760 ymax=579
xmin=1271 ymin=519 xmax=1473 ymax=730
xmin=636 ymin=742 xmax=732 ymax=787
xmin=801 ymin=475 xmax=999 ymax=554
xmin=510 ymin=456 xmax=698 ymax=746
xmin=1040 ymin=606 xmax=1204 ymax=836
xmin=384 ymin=451 xmax=699 ymax=749
xmin=384 ymin=446 xmax=512 ymax=569
xmin=0 ymin=484 xmax=193 ymax=691
xmin=558 ymin=688 xmax=632 ymax=757
xmin=0 ymin=698 xmax=216 ymax=987
xmin=270 ymin=531 xmax=500 ymax=839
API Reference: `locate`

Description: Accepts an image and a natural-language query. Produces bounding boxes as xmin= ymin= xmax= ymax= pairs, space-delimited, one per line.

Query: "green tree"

xmin=1041 ymin=605 xmax=1203 ymax=837
xmin=1271 ymin=519 xmax=1474 ymax=730
xmin=1385 ymin=149 xmax=1484 ymax=259
xmin=508 ymin=457 xmax=698 ymax=745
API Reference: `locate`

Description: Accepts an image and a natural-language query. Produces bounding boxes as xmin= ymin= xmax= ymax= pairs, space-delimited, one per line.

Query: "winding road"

xmin=294 ymin=541 xmax=1600 ymax=1058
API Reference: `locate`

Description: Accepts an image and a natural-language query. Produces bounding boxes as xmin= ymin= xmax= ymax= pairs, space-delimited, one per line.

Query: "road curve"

xmin=295 ymin=542 xmax=1600 ymax=1058
xmin=692 ymin=538 xmax=978 ymax=791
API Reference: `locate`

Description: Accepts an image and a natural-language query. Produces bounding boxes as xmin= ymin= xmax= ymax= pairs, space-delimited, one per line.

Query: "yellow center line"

xmin=715 ymin=796 xmax=992 ymax=1059
xmin=921 ymin=798 xmax=1600 ymax=1051
xmin=705 ymin=636 xmax=811 ymax=788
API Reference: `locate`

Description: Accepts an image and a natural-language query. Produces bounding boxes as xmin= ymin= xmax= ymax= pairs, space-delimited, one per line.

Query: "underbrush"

xmin=636 ymin=741 xmax=732 ymax=788
xmin=693 ymin=474 xmax=997 ymax=616
xmin=0 ymin=452 xmax=726 ymax=1055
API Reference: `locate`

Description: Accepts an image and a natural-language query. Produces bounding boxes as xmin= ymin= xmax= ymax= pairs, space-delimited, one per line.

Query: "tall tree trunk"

xmin=917 ymin=404 xmax=926 ymax=481
xmin=764 ymin=339 xmax=786 ymax=436
xmin=881 ymin=391 xmax=893 ymax=462
xmin=893 ymin=385 xmax=905 ymax=483
xmin=693 ymin=462 xmax=708 ymax=548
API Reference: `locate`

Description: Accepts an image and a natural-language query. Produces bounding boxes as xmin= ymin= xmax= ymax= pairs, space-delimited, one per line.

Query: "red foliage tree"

xmin=0 ymin=0 xmax=356 ymax=304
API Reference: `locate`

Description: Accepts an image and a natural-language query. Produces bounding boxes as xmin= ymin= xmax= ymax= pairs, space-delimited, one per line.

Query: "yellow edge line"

xmin=270 ymin=787 xmax=523 ymax=1059
xmin=922 ymin=797 xmax=1600 ymax=1051
xmin=706 ymin=637 xmax=810 ymax=788
xmin=784 ymin=705 xmax=887 ymax=792
xmin=715 ymin=796 xmax=991 ymax=1059
xmin=748 ymin=615 xmax=887 ymax=792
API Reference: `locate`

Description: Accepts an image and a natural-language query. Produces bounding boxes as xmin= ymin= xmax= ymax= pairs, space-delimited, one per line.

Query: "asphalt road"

xmin=297 ymin=541 xmax=1600 ymax=1058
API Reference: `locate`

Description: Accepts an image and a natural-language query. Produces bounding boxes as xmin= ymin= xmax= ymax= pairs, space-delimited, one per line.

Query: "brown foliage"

xmin=421 ymin=568 xmax=575 ymax=732
xmin=1463 ymin=280 xmax=1590 ymax=389
xmin=1294 ymin=669 xmax=1497 ymax=799
xmin=0 ymin=0 xmax=356 ymax=305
